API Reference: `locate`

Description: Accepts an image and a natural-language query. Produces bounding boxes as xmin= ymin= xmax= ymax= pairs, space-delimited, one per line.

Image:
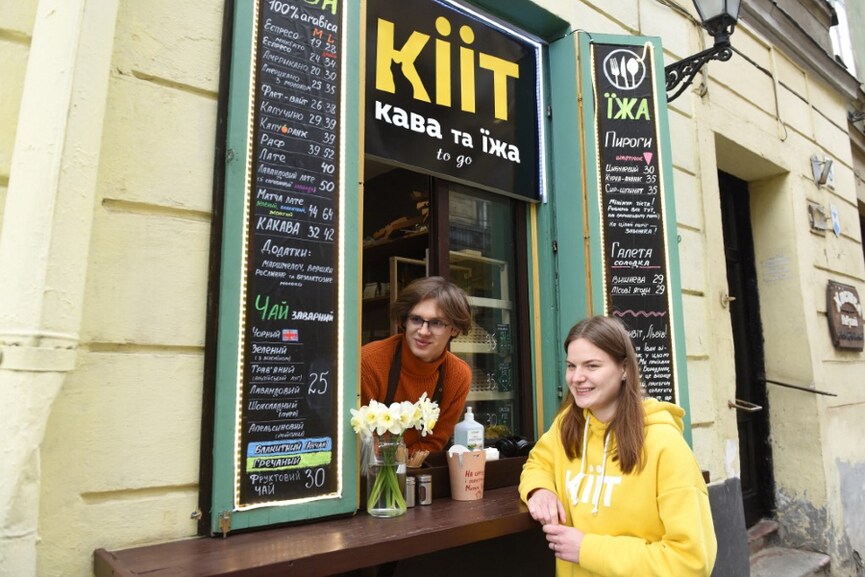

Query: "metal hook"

xmin=728 ymin=399 xmax=763 ymax=412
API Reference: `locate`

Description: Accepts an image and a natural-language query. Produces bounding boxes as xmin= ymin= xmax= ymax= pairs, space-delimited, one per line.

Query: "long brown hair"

xmin=558 ymin=315 xmax=645 ymax=474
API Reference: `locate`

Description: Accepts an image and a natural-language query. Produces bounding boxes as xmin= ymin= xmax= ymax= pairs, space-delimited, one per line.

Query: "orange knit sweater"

xmin=361 ymin=333 xmax=472 ymax=452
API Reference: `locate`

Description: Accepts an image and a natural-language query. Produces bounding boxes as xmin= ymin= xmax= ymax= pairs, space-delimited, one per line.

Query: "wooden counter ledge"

xmin=94 ymin=486 xmax=534 ymax=577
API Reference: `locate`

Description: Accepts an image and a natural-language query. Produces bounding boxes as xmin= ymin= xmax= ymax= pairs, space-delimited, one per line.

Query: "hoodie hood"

xmin=643 ymin=397 xmax=684 ymax=432
xmin=574 ymin=398 xmax=684 ymax=516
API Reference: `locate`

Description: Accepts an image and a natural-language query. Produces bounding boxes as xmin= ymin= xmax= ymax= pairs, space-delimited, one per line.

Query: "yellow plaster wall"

xmin=705 ymin=19 xmax=865 ymax=565
xmin=35 ymin=0 xmax=223 ymax=574
xmin=0 ymin=0 xmax=37 ymax=234
xmin=1 ymin=0 xmax=858 ymax=574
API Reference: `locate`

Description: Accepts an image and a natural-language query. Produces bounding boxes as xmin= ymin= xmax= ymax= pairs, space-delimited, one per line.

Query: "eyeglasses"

xmin=406 ymin=314 xmax=451 ymax=334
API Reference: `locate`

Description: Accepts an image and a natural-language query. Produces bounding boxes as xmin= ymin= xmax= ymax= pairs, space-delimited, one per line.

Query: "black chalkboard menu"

xmin=592 ymin=42 xmax=677 ymax=403
xmin=235 ymin=0 xmax=343 ymax=507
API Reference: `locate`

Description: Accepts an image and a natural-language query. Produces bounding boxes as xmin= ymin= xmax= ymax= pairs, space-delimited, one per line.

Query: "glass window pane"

xmin=448 ymin=184 xmax=521 ymax=442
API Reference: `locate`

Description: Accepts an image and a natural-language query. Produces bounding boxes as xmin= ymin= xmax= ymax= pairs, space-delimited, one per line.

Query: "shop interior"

xmin=361 ymin=158 xmax=534 ymax=445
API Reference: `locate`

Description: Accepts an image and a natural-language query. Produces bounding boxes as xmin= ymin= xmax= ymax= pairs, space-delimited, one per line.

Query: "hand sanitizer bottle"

xmin=453 ymin=407 xmax=485 ymax=450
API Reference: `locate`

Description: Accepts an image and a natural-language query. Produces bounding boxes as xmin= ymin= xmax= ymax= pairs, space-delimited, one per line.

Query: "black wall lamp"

xmin=665 ymin=0 xmax=742 ymax=102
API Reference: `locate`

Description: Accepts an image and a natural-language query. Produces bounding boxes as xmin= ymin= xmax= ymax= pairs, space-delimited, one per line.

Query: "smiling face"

xmin=404 ymin=298 xmax=459 ymax=363
xmin=565 ymin=337 xmax=626 ymax=423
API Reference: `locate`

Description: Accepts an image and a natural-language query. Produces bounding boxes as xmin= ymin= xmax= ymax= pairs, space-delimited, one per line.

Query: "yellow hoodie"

xmin=519 ymin=398 xmax=717 ymax=577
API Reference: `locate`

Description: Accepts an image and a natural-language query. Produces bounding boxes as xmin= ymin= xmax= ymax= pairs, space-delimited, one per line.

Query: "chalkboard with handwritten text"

xmin=592 ymin=42 xmax=676 ymax=403
xmin=237 ymin=0 xmax=343 ymax=507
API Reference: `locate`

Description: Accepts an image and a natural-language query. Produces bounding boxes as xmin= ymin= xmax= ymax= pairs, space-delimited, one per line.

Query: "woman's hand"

xmin=543 ymin=523 xmax=585 ymax=564
xmin=526 ymin=488 xmax=566 ymax=526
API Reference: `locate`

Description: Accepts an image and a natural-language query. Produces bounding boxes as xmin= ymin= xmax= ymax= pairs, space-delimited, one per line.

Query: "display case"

xmin=360 ymin=170 xmax=527 ymax=442
xmin=449 ymin=250 xmax=516 ymax=441
xmin=361 ymin=232 xmax=428 ymax=344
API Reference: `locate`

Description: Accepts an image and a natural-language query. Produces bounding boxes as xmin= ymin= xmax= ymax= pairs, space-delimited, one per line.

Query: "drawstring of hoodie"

xmin=577 ymin=416 xmax=590 ymax=480
xmin=593 ymin=432 xmax=611 ymax=515
xmin=578 ymin=414 xmax=611 ymax=516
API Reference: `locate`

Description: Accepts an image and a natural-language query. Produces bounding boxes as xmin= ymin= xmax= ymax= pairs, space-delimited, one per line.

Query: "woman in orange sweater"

xmin=361 ymin=276 xmax=473 ymax=452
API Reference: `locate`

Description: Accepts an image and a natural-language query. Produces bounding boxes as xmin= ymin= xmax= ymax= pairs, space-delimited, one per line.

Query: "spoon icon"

xmin=626 ymin=57 xmax=640 ymax=87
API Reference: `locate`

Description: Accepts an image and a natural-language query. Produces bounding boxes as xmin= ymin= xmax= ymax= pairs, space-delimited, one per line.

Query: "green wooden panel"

xmin=542 ymin=32 xmax=587 ymax=428
xmin=211 ymin=0 xmax=362 ymax=533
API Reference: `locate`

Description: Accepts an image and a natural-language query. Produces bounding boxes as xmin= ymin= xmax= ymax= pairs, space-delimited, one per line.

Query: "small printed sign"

xmin=826 ymin=280 xmax=864 ymax=351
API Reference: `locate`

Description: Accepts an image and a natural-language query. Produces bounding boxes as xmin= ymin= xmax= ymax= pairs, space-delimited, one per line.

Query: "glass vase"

xmin=366 ymin=432 xmax=407 ymax=518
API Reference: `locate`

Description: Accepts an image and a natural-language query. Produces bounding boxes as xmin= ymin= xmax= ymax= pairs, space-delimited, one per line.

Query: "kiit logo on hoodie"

xmin=565 ymin=466 xmax=622 ymax=508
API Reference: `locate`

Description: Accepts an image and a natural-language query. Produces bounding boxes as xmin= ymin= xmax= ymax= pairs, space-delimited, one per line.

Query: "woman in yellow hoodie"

xmin=519 ymin=316 xmax=717 ymax=577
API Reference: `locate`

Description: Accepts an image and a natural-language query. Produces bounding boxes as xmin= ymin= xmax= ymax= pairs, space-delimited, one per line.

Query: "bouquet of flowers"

xmin=350 ymin=393 xmax=440 ymax=516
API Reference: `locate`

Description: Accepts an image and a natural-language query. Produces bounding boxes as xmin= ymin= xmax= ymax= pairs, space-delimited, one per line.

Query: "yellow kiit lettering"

xmin=478 ymin=53 xmax=519 ymax=120
xmin=435 ymin=17 xmax=451 ymax=107
xmin=459 ymin=25 xmax=475 ymax=114
xmin=375 ymin=18 xmax=431 ymax=102
xmin=373 ymin=16 xmax=521 ymax=120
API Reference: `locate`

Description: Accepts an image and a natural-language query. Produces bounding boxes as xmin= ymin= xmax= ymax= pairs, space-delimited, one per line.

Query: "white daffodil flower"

xmin=352 ymin=394 xmax=439 ymax=438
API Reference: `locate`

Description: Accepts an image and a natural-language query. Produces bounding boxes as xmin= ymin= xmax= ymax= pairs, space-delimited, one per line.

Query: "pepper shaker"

xmin=417 ymin=474 xmax=432 ymax=505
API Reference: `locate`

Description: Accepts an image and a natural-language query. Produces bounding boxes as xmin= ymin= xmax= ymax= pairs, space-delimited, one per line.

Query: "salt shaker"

xmin=417 ymin=474 xmax=432 ymax=505
xmin=405 ymin=476 xmax=416 ymax=508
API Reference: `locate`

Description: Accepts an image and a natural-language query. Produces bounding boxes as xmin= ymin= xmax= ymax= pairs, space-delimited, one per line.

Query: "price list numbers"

xmin=252 ymin=2 xmax=341 ymax=290
xmin=255 ymin=1 xmax=342 ymax=245
xmin=593 ymin=43 xmax=676 ymax=403
xmin=243 ymin=325 xmax=334 ymax=500
xmin=237 ymin=0 xmax=344 ymax=506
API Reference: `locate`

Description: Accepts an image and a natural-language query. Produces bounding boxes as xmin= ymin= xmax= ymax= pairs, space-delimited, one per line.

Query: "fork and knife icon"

xmin=607 ymin=52 xmax=644 ymax=90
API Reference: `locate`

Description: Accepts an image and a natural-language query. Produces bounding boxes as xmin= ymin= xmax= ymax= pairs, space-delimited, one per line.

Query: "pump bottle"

xmin=453 ymin=406 xmax=485 ymax=450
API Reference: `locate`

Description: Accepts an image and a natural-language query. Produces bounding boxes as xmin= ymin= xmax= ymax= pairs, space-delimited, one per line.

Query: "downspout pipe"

xmin=0 ymin=0 xmax=118 ymax=575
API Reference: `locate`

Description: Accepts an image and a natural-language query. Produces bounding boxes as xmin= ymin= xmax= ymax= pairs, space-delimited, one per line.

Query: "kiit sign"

xmin=826 ymin=280 xmax=864 ymax=351
xmin=365 ymin=0 xmax=543 ymax=201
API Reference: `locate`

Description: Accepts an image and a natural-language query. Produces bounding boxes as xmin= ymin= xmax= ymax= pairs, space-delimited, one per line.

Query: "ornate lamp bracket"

xmin=664 ymin=41 xmax=733 ymax=102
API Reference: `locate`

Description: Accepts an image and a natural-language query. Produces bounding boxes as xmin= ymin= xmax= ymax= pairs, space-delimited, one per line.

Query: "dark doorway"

xmin=718 ymin=171 xmax=775 ymax=527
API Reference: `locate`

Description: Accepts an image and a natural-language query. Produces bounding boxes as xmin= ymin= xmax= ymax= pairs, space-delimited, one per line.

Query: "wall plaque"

xmin=827 ymin=280 xmax=864 ymax=350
